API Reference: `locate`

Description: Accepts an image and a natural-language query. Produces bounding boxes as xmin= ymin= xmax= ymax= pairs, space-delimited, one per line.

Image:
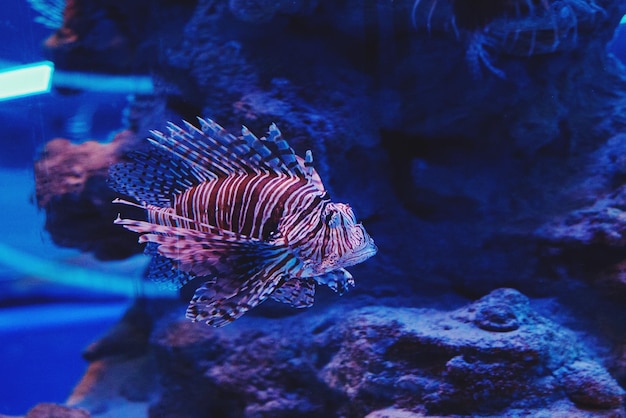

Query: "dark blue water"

xmin=0 ymin=3 xmax=136 ymax=415
xmin=0 ymin=302 xmax=129 ymax=415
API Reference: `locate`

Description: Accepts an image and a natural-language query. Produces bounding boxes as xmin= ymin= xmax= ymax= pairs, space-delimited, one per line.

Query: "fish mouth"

xmin=340 ymin=239 xmax=378 ymax=268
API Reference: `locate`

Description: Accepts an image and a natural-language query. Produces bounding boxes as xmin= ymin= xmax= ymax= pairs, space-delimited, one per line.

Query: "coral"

xmin=412 ymin=0 xmax=607 ymax=78
xmin=465 ymin=30 xmax=507 ymax=79
xmin=34 ymin=131 xmax=144 ymax=260
xmin=35 ymin=137 xmax=123 ymax=207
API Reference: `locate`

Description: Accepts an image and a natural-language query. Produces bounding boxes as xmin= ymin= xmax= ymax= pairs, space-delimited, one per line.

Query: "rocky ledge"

xmin=28 ymin=289 xmax=619 ymax=417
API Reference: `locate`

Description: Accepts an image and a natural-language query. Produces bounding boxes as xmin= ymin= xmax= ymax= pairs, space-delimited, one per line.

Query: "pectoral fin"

xmin=115 ymin=217 xmax=292 ymax=279
xmin=314 ymin=268 xmax=355 ymax=295
xmin=270 ymin=278 xmax=316 ymax=308
xmin=186 ymin=267 xmax=288 ymax=327
xmin=116 ymin=216 xmax=307 ymax=326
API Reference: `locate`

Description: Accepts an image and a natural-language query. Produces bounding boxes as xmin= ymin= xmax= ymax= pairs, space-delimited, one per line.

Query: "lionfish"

xmin=109 ymin=118 xmax=377 ymax=327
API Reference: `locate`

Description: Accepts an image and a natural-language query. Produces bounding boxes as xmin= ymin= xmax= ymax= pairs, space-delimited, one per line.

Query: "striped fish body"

xmin=168 ymin=174 xmax=315 ymax=241
xmin=109 ymin=118 xmax=377 ymax=327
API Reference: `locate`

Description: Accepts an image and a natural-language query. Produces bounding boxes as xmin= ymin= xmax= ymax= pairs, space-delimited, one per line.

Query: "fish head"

xmin=316 ymin=201 xmax=377 ymax=273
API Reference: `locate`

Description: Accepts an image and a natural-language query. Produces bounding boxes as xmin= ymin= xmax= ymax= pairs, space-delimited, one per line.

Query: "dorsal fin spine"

xmin=304 ymin=150 xmax=314 ymax=180
xmin=147 ymin=131 xmax=219 ymax=181
xmin=269 ymin=124 xmax=305 ymax=177
xmin=181 ymin=120 xmax=245 ymax=174
xmin=111 ymin=118 xmax=327 ymax=207
xmin=242 ymin=126 xmax=275 ymax=173
xmin=198 ymin=119 xmax=265 ymax=173
xmin=165 ymin=122 xmax=237 ymax=175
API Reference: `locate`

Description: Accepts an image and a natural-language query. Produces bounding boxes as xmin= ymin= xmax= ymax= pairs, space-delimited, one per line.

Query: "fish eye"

xmin=323 ymin=206 xmax=341 ymax=228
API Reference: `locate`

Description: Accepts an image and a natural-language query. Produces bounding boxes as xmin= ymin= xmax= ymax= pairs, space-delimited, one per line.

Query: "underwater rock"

xmin=34 ymin=131 xmax=144 ymax=260
xmin=364 ymin=409 xmax=422 ymax=418
xmin=61 ymin=288 xmax=625 ymax=417
xmin=64 ymin=302 xmax=167 ymax=416
xmin=537 ymin=203 xmax=626 ymax=247
xmin=534 ymin=134 xmax=626 ymax=291
xmin=24 ymin=403 xmax=90 ymax=418
xmin=469 ymin=288 xmax=527 ymax=332
xmin=66 ymin=353 xmax=160 ymax=416
xmin=556 ymin=360 xmax=625 ymax=409
xmin=82 ymin=302 xmax=154 ymax=361
xmin=535 ymin=135 xmax=626 ymax=247
xmin=43 ymin=0 xmax=194 ymax=73
xmin=473 ymin=303 xmax=520 ymax=332
xmin=320 ymin=288 xmax=583 ymax=415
